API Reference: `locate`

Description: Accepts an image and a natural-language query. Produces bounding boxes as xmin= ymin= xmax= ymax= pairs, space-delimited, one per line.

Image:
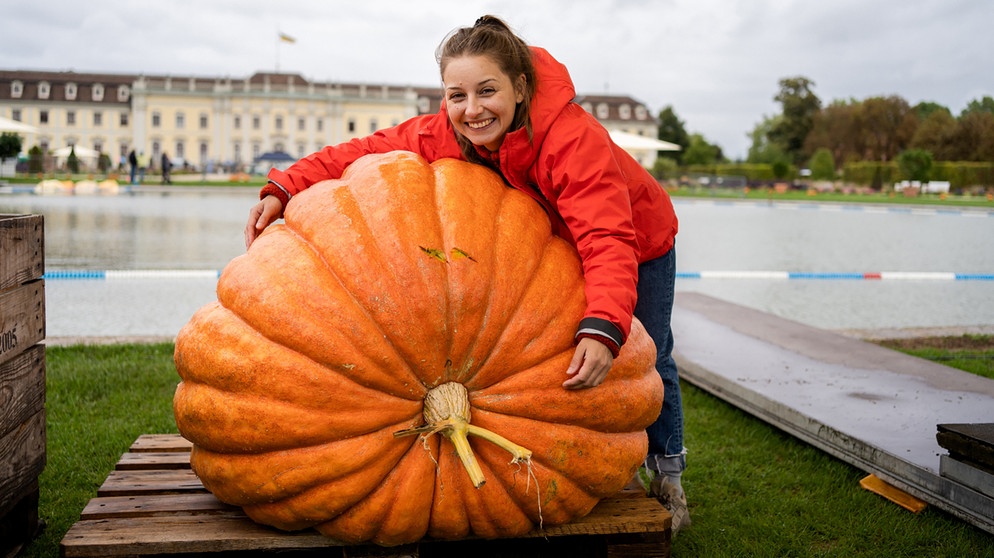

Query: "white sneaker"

xmin=649 ymin=474 xmax=691 ymax=535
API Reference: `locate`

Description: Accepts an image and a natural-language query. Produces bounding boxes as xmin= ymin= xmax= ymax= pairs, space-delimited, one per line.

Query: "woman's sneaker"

xmin=639 ymin=467 xmax=691 ymax=535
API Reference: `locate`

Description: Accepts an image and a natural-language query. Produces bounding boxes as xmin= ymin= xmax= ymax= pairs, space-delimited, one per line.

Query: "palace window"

xmin=11 ymin=80 xmax=23 ymax=98
xmin=38 ymin=81 xmax=50 ymax=99
xmin=93 ymin=83 xmax=104 ymax=102
xmin=66 ymin=82 xmax=77 ymax=101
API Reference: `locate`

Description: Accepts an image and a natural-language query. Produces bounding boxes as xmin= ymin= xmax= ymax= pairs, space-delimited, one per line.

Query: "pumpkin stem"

xmin=394 ymin=382 xmax=532 ymax=489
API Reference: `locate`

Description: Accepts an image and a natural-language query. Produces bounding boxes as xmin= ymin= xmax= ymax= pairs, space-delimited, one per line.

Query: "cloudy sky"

xmin=2 ymin=0 xmax=991 ymax=159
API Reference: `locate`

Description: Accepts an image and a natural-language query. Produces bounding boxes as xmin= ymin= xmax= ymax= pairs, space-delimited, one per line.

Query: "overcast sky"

xmin=2 ymin=0 xmax=991 ymax=159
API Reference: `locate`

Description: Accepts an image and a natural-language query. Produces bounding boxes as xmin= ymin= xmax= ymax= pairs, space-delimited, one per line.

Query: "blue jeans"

xmin=634 ymin=246 xmax=686 ymax=472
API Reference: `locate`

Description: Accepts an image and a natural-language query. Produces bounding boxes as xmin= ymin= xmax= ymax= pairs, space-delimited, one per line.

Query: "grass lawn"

xmin=15 ymin=340 xmax=994 ymax=557
xmin=667 ymin=185 xmax=994 ymax=209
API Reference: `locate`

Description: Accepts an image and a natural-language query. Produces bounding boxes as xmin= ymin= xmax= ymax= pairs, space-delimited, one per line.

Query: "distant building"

xmin=1 ymin=69 xmax=662 ymax=172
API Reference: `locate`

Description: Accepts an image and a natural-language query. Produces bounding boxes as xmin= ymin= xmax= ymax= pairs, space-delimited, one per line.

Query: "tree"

xmin=767 ymin=76 xmax=821 ymax=166
xmin=67 ymin=146 xmax=80 ymax=174
xmin=961 ymin=95 xmax=994 ymax=116
xmin=805 ymin=99 xmax=864 ymax=165
xmin=27 ymin=145 xmax=43 ymax=174
xmin=860 ymin=96 xmax=917 ymax=162
xmin=808 ymin=148 xmax=836 ymax=180
xmin=914 ymin=101 xmax=949 ymax=121
xmin=0 ymin=132 xmax=22 ymax=178
xmin=910 ymin=108 xmax=957 ymax=161
xmin=950 ymin=111 xmax=994 ymax=162
xmin=98 ymin=153 xmax=112 ymax=173
xmin=746 ymin=115 xmax=789 ymax=164
xmin=656 ymin=106 xmax=689 ymax=163
xmin=682 ymin=133 xmax=721 ymax=165
xmin=897 ymin=149 xmax=933 ymax=182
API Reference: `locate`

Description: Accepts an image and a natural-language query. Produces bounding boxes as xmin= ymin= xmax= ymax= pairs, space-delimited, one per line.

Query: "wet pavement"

xmin=673 ymin=292 xmax=994 ymax=534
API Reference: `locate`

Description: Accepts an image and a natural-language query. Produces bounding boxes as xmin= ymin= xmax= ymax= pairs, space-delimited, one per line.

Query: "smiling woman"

xmin=245 ymin=13 xmax=690 ymax=530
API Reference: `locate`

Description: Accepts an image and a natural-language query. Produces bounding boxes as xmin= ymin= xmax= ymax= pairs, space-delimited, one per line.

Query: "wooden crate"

xmin=0 ymin=213 xmax=46 ymax=557
xmin=61 ymin=434 xmax=671 ymax=557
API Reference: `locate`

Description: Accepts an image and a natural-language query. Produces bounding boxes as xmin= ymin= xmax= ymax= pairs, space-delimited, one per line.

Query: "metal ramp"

xmin=672 ymin=293 xmax=994 ymax=534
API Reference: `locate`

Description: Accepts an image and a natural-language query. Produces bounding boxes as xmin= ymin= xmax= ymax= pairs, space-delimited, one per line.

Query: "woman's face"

xmin=443 ymin=55 xmax=525 ymax=152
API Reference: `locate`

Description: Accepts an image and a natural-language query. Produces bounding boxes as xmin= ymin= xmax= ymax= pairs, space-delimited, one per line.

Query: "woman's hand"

xmin=563 ymin=337 xmax=614 ymax=389
xmin=244 ymin=195 xmax=284 ymax=248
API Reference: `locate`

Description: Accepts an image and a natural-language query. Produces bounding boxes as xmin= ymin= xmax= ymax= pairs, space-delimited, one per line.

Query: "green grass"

xmin=668 ymin=185 xmax=994 ymax=209
xmin=17 ymin=341 xmax=994 ymax=557
xmin=20 ymin=343 xmax=179 ymax=558
xmin=875 ymin=335 xmax=994 ymax=381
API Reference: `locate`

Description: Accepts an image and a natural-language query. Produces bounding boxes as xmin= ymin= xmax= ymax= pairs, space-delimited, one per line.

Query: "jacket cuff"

xmin=260 ymin=180 xmax=291 ymax=208
xmin=575 ymin=317 xmax=624 ymax=358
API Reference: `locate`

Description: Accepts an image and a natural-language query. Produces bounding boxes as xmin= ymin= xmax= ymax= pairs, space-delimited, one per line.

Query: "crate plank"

xmin=0 ymin=281 xmax=45 ymax=367
xmin=61 ymin=514 xmax=343 ymax=557
xmin=97 ymin=469 xmax=204 ymax=497
xmin=116 ymin=452 xmax=192 ymax=471
xmin=130 ymin=434 xmax=193 ymax=453
xmin=0 ymin=214 xmax=44 ymax=292
xmin=0 ymin=409 xmax=45 ymax=517
xmin=0 ymin=344 xmax=45 ymax=438
xmin=80 ymin=493 xmax=237 ymax=520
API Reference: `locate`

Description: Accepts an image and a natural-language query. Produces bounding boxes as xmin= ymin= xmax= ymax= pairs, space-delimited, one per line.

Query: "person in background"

xmin=244 ymin=15 xmax=689 ymax=532
xmin=128 ymin=149 xmax=138 ymax=184
xmin=161 ymin=152 xmax=172 ymax=184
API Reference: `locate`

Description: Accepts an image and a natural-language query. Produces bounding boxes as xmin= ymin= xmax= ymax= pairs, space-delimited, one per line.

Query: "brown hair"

xmin=436 ymin=15 xmax=536 ymax=166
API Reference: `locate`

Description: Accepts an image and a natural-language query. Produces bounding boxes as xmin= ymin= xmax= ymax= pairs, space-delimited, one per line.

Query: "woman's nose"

xmin=465 ymin=95 xmax=483 ymax=116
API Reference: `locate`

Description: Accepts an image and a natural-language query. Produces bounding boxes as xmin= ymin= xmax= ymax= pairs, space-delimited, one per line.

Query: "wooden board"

xmin=62 ymin=434 xmax=671 ymax=557
xmin=0 ymin=280 xmax=45 ymax=367
xmin=0 ymin=214 xmax=44 ymax=293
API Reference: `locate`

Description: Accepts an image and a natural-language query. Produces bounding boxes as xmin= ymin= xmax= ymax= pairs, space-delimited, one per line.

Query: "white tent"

xmin=608 ymin=129 xmax=680 ymax=168
xmin=0 ymin=115 xmax=38 ymax=134
xmin=608 ymin=130 xmax=681 ymax=152
xmin=52 ymin=145 xmax=100 ymax=159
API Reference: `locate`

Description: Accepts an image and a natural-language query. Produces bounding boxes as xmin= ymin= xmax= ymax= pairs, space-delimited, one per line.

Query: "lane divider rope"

xmin=40 ymin=270 xmax=994 ymax=280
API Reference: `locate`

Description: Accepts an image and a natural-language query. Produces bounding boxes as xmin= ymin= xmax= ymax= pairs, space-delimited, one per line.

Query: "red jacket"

xmin=263 ymin=47 xmax=678 ymax=351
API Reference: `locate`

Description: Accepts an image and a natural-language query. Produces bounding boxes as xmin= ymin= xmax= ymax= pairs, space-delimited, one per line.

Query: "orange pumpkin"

xmin=173 ymin=151 xmax=663 ymax=545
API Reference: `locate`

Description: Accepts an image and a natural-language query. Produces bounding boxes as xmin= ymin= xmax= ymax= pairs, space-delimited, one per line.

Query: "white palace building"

xmin=0 ymin=68 xmax=667 ymax=173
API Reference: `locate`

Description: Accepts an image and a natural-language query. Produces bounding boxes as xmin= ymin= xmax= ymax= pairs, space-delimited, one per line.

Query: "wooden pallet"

xmin=61 ymin=434 xmax=671 ymax=557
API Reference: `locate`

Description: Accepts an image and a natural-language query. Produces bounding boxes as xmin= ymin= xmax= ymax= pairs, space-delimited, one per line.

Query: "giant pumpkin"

xmin=173 ymin=151 xmax=664 ymax=545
